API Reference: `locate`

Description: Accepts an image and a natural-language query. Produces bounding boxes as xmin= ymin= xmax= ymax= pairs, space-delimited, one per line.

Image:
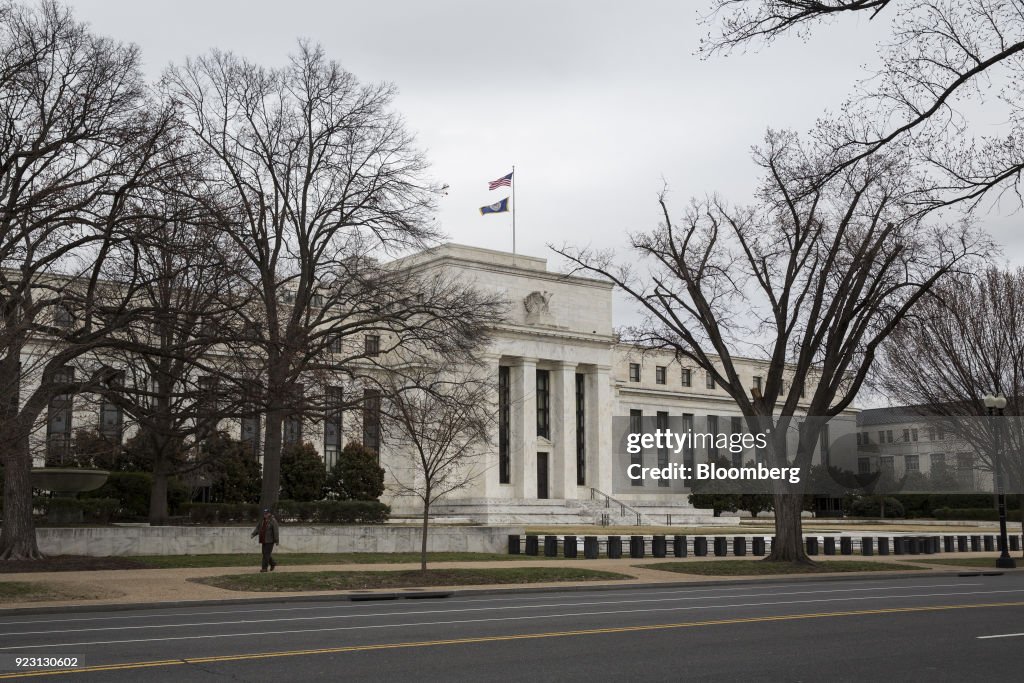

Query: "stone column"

xmin=551 ymin=361 xmax=578 ymax=500
xmin=586 ymin=365 xmax=614 ymax=494
xmin=509 ymin=358 xmax=537 ymax=499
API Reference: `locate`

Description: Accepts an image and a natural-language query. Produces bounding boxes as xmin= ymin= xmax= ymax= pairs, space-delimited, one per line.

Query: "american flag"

xmin=488 ymin=171 xmax=513 ymax=190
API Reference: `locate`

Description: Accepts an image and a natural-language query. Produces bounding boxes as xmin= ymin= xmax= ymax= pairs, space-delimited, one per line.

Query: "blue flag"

xmin=480 ymin=197 xmax=509 ymax=215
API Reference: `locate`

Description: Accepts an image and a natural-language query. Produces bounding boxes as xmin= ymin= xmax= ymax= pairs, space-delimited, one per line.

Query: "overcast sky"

xmin=66 ymin=0 xmax=1021 ymax=297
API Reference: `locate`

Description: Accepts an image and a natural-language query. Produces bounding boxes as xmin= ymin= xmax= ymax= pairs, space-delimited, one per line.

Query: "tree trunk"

xmin=766 ymin=492 xmax=811 ymax=564
xmin=260 ymin=407 xmax=285 ymax=510
xmin=420 ymin=499 xmax=430 ymax=571
xmin=0 ymin=443 xmax=43 ymax=560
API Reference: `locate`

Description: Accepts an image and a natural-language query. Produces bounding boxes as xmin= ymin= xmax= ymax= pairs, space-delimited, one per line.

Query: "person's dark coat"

xmin=251 ymin=515 xmax=280 ymax=545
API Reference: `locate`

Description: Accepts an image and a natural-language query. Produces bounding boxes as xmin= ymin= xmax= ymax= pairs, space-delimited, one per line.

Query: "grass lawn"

xmin=641 ymin=560 xmax=927 ymax=576
xmin=908 ymin=558 xmax=1024 ymax=568
xmin=192 ymin=567 xmax=633 ymax=592
xmin=134 ymin=552 xmax=543 ymax=569
xmin=0 ymin=581 xmax=100 ymax=602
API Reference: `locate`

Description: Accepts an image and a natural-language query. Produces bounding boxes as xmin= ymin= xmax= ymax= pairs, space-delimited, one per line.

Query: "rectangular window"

xmin=681 ymin=368 xmax=692 ymax=387
xmin=878 ymin=430 xmax=885 ymax=445
xmin=937 ymin=426 xmax=945 ymax=440
xmin=324 ymin=386 xmax=343 ymax=470
xmin=630 ymin=409 xmax=643 ymax=486
xmin=54 ymin=303 xmax=74 ymax=329
xmin=902 ymin=429 xmax=910 ymax=442
xmin=880 ymin=456 xmax=895 ymax=474
xmin=858 ymin=457 xmax=871 ymax=474
xmin=656 ymin=411 xmax=670 ymax=486
xmin=706 ymin=372 xmax=716 ymax=390
xmin=46 ymin=367 xmax=74 ymax=463
xmin=655 ymin=366 xmax=666 ymax=385
xmin=628 ymin=363 xmax=640 ymax=383
xmin=911 ymin=428 xmax=918 ymax=442
xmin=499 ymin=366 xmax=511 ymax=484
xmin=886 ymin=430 xmax=893 ymax=444
xmin=862 ymin=431 xmax=870 ymax=445
xmin=820 ymin=423 xmax=830 ymax=467
xmin=99 ymin=371 xmax=124 ymax=443
xmin=241 ymin=412 xmax=261 ymax=459
xmin=362 ymin=388 xmax=381 ymax=455
xmin=753 ymin=376 xmax=763 ymax=393
xmin=930 ymin=452 xmax=946 ymax=473
xmin=536 ymin=369 xmax=550 ymax=439
xmin=682 ymin=413 xmax=695 ymax=469
xmin=575 ymin=373 xmax=586 ymax=486
xmin=284 ymin=414 xmax=302 ymax=445
xmin=328 ymin=334 xmax=343 ymax=354
xmin=856 ymin=432 xmax=863 ymax=447
xmin=928 ymin=427 xmax=935 ymax=441
xmin=364 ymin=334 xmax=380 ymax=357
xmin=707 ymin=415 xmax=719 ymax=460
xmin=905 ymin=454 xmax=919 ymax=473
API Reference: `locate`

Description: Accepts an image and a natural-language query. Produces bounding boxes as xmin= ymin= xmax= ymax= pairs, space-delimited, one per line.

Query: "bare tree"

xmin=877 ymin=268 xmax=1024 ymax=552
xmin=381 ymin=368 xmax=494 ymax=571
xmin=555 ymin=129 xmax=988 ymax=563
xmin=701 ymin=0 xmax=1024 ymax=209
xmin=0 ymin=1 xmax=175 ymax=559
xmin=163 ymin=43 xmax=504 ymax=510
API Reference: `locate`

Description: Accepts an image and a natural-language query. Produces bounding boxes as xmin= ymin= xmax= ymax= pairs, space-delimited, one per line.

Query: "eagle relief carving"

xmin=523 ymin=290 xmax=553 ymax=325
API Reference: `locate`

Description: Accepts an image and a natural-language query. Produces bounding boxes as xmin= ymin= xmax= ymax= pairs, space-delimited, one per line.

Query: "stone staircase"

xmin=426 ymin=495 xmax=739 ymax=527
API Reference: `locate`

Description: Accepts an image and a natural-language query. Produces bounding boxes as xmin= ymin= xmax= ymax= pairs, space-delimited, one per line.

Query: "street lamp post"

xmin=983 ymin=393 xmax=1016 ymax=569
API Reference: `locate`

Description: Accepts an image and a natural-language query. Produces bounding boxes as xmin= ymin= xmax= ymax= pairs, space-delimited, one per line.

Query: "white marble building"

xmin=26 ymin=243 xmax=859 ymax=526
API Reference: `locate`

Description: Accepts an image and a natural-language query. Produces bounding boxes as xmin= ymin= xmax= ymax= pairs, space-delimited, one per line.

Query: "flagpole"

xmin=511 ymin=164 xmax=516 ymax=256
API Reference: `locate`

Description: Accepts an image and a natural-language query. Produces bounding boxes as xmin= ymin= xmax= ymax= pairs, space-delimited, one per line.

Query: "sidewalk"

xmin=2 ymin=553 xmax=1018 ymax=613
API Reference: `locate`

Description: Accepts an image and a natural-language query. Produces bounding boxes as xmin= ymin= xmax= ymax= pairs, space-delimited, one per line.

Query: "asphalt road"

xmin=1 ymin=573 xmax=1023 ymax=682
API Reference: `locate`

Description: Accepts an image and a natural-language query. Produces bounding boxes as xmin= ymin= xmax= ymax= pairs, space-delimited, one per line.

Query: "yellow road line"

xmin=4 ymin=600 xmax=1024 ymax=679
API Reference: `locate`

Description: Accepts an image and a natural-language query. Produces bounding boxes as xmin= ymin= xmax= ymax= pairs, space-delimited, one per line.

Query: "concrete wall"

xmin=28 ymin=525 xmax=524 ymax=557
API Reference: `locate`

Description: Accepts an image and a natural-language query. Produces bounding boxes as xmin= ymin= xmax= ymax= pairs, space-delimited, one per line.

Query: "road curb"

xmin=0 ymin=568 xmax=996 ymax=617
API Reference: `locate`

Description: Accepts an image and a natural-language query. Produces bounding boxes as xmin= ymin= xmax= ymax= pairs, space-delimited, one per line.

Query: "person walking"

xmin=251 ymin=508 xmax=280 ymax=572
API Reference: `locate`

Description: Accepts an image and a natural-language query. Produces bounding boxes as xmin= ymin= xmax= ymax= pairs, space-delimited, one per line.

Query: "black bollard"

xmin=971 ymin=535 xmax=981 ymax=551
xmin=564 ymin=535 xmax=577 ymax=559
xmin=694 ymin=536 xmax=708 ymax=556
xmin=908 ymin=537 xmax=920 ymax=555
xmin=893 ymin=538 xmax=905 ymax=555
xmin=752 ymin=537 xmax=766 ymax=556
xmin=943 ymin=536 xmax=954 ymax=553
xmin=957 ymin=535 xmax=968 ymax=552
xmin=508 ymin=535 xmax=521 ymax=555
xmin=525 ymin=535 xmax=539 ymax=556
xmin=984 ymin=535 xmax=995 ymax=552
xmin=1011 ymin=535 xmax=1022 ymax=552
xmin=607 ymin=535 xmax=622 ymax=559
xmin=584 ymin=536 xmax=599 ymax=559
xmin=862 ymin=537 xmax=874 ymax=556
xmin=544 ymin=535 xmax=558 ymax=557
xmin=673 ymin=535 xmax=687 ymax=558
xmin=927 ymin=537 xmax=938 ymax=554
xmin=714 ymin=536 xmax=728 ymax=557
xmin=630 ymin=535 xmax=645 ymax=559
xmin=823 ymin=537 xmax=836 ymax=556
xmin=652 ymin=535 xmax=667 ymax=558
xmin=840 ymin=537 xmax=853 ymax=555
xmin=806 ymin=537 xmax=819 ymax=556
xmin=733 ymin=537 xmax=747 ymax=557
xmin=878 ymin=537 xmax=890 ymax=555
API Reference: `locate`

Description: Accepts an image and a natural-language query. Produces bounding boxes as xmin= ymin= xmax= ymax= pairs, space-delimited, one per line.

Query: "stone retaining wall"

xmin=25 ymin=525 xmax=524 ymax=557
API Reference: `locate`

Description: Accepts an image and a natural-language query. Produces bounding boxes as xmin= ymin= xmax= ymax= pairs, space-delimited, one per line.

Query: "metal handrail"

xmin=589 ymin=487 xmax=645 ymax=526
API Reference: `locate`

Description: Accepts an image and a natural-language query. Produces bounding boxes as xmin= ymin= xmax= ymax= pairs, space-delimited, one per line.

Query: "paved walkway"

xmin=2 ymin=552 xmax=1019 ymax=612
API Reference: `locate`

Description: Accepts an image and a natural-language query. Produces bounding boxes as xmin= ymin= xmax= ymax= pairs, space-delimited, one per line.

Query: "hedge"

xmin=932 ymin=507 xmax=1024 ymax=521
xmin=181 ymin=500 xmax=390 ymax=525
xmin=30 ymin=497 xmax=120 ymax=524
